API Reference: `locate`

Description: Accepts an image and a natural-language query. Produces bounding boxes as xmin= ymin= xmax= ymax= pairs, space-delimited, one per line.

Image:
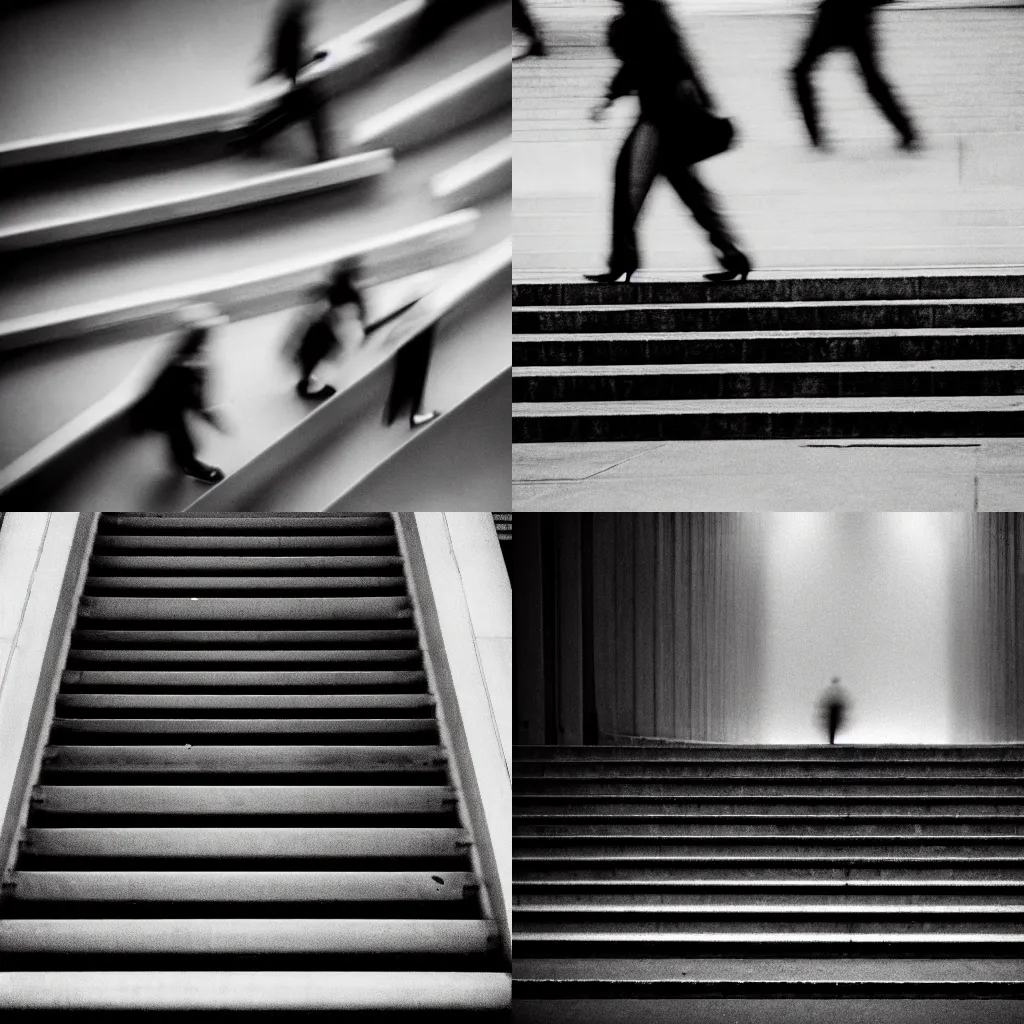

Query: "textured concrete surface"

xmin=513 ymin=439 xmax=1024 ymax=510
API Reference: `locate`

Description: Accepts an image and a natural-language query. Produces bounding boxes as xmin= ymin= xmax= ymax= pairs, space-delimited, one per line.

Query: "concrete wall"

xmin=398 ymin=512 xmax=511 ymax=963
xmin=0 ymin=512 xmax=95 ymax=879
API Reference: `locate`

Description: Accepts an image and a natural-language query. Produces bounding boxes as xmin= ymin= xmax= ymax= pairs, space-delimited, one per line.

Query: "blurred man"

xmin=132 ymin=305 xmax=229 ymax=484
xmin=792 ymin=0 xmax=918 ymax=150
xmin=236 ymin=0 xmax=332 ymax=162
xmin=819 ymin=675 xmax=850 ymax=745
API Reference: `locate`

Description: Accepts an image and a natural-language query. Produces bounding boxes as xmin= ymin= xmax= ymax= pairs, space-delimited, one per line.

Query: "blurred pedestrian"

xmin=513 ymin=0 xmax=547 ymax=60
xmin=235 ymin=0 xmax=333 ymax=162
xmin=819 ymin=675 xmax=850 ymax=745
xmin=290 ymin=269 xmax=367 ymax=400
xmin=792 ymin=0 xmax=918 ymax=150
xmin=131 ymin=305 xmax=228 ymax=484
xmin=586 ymin=0 xmax=750 ymax=285
xmin=384 ymin=322 xmax=440 ymax=429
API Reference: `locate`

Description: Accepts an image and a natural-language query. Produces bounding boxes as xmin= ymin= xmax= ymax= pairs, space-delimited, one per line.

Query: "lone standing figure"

xmin=819 ymin=675 xmax=849 ymax=745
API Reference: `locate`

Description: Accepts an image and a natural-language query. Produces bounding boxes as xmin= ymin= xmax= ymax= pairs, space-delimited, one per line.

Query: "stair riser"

xmin=515 ymin=800 xmax=1024 ymax=814
xmin=513 ymin=278 xmax=1024 ymax=306
xmin=514 ymin=335 xmax=1024 ymax=367
xmin=513 ymin=866 xmax=1024 ymax=881
xmin=514 ymin=822 xmax=1024 ymax=837
xmin=515 ymin=762 xmax=1024 ymax=778
xmin=515 ymin=783 xmax=1024 ymax=797
xmin=514 ymin=747 xmax=1024 ymax=761
xmin=514 ymin=370 xmax=1024 ymax=403
xmin=514 ymin=840 xmax=1024 ymax=855
xmin=513 ymin=305 xmax=1024 ymax=334
xmin=513 ymin=410 xmax=1024 ymax=443
xmin=516 ymin=335 xmax=1024 ymax=370
xmin=513 ymin=892 xmax=1024 ymax=908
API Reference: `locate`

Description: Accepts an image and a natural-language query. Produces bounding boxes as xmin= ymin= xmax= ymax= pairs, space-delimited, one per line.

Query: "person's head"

xmin=327 ymin=268 xmax=364 ymax=317
xmin=174 ymin=303 xmax=225 ymax=360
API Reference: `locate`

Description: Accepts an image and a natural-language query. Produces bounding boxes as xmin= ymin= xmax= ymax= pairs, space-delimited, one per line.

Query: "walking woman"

xmin=587 ymin=0 xmax=750 ymax=284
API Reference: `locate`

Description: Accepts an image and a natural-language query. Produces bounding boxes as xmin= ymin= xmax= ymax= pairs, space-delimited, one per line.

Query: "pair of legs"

xmin=607 ymin=117 xmax=745 ymax=276
xmin=240 ymin=82 xmax=332 ymax=162
xmin=165 ymin=415 xmax=223 ymax=484
xmin=384 ymin=326 xmax=439 ymax=428
xmin=792 ymin=8 xmax=917 ymax=147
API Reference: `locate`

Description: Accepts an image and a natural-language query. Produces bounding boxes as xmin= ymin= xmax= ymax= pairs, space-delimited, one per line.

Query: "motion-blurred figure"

xmin=409 ymin=0 xmax=506 ymax=55
xmin=132 ymin=305 xmax=228 ymax=484
xmin=291 ymin=269 xmax=366 ymax=400
xmin=513 ymin=0 xmax=547 ymax=60
xmin=237 ymin=0 xmax=332 ymax=162
xmin=586 ymin=0 xmax=750 ymax=284
xmin=792 ymin=0 xmax=918 ymax=150
xmin=384 ymin=323 xmax=440 ymax=430
xmin=819 ymin=675 xmax=850 ymax=745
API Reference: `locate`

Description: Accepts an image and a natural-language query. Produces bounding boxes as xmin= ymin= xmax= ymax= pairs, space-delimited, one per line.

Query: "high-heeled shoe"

xmin=584 ymin=268 xmax=636 ymax=284
xmin=704 ymin=251 xmax=751 ymax=283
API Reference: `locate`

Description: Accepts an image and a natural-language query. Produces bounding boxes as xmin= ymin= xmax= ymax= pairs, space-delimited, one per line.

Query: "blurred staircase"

xmin=513 ymin=743 xmax=1024 ymax=1009
xmin=513 ymin=275 xmax=1024 ymax=442
xmin=0 ymin=513 xmax=508 ymax=1014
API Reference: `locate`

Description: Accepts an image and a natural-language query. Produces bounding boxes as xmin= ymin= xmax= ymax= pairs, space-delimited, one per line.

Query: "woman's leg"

xmin=609 ymin=119 xmax=661 ymax=273
xmin=659 ymin=153 xmax=745 ymax=269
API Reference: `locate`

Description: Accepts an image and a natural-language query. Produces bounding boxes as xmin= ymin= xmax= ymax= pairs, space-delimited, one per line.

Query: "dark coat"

xmin=605 ymin=0 xmax=712 ymax=123
xmin=270 ymin=4 xmax=309 ymax=84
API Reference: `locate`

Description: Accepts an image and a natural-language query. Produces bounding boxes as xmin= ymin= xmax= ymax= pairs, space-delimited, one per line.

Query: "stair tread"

xmin=514 ymin=359 xmax=1024 ymax=376
xmin=513 ymin=327 xmax=1024 ymax=341
xmin=515 ymin=396 xmax=1024 ymax=415
xmin=514 ymin=298 xmax=1024 ymax=312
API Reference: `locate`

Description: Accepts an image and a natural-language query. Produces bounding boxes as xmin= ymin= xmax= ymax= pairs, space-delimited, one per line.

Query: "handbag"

xmin=673 ymin=80 xmax=736 ymax=165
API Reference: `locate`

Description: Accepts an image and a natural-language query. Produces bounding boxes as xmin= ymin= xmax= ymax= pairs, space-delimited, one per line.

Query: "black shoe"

xmin=410 ymin=410 xmax=440 ymax=428
xmin=899 ymin=133 xmax=922 ymax=152
xmin=183 ymin=461 xmax=224 ymax=484
xmin=705 ymin=250 xmax=751 ymax=283
xmin=584 ymin=266 xmax=637 ymax=284
xmin=297 ymin=378 xmax=336 ymax=400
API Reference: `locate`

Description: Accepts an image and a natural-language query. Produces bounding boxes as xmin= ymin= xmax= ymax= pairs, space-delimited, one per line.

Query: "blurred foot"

xmin=899 ymin=133 xmax=922 ymax=152
xmin=183 ymin=461 xmax=224 ymax=484
xmin=297 ymin=377 xmax=336 ymax=400
xmin=410 ymin=410 xmax=440 ymax=428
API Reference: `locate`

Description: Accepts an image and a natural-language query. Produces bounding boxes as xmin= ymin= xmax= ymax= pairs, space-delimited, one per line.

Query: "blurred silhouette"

xmin=131 ymin=305 xmax=228 ymax=484
xmin=792 ymin=0 xmax=918 ymax=151
xmin=409 ymin=0 xmax=507 ymax=55
xmin=290 ymin=270 xmax=367 ymax=400
xmin=586 ymin=0 xmax=750 ymax=285
xmin=235 ymin=0 xmax=333 ymax=162
xmin=513 ymin=0 xmax=546 ymax=59
xmin=819 ymin=675 xmax=850 ymax=745
xmin=384 ymin=323 xmax=440 ymax=430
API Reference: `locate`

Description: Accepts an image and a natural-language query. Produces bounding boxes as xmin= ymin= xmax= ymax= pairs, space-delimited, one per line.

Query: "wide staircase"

xmin=513 ymin=743 xmax=1024 ymax=1018
xmin=0 ymin=513 xmax=508 ymax=1015
xmin=512 ymin=276 xmax=1024 ymax=442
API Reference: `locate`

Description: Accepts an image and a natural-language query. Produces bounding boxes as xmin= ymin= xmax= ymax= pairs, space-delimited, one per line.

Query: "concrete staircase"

xmin=513 ymin=276 xmax=1024 ymax=442
xmin=0 ymin=513 xmax=507 ymax=1014
xmin=513 ymin=743 xmax=1024 ymax=1009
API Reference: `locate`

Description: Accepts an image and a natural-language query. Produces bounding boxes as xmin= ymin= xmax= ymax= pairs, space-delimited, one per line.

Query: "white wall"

xmin=756 ymin=513 xmax=959 ymax=744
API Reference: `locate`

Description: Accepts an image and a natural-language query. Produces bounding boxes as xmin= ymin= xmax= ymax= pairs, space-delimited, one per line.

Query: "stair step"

xmin=68 ymin=650 xmax=420 ymax=665
xmin=0 ymin=971 xmax=510 ymax=1010
xmin=512 ymin=277 xmax=1024 ymax=305
xmin=512 ymin=299 xmax=1024 ymax=334
xmin=56 ymin=694 xmax=435 ymax=710
xmin=32 ymin=786 xmax=455 ymax=815
xmin=51 ymin=718 xmax=436 ymax=734
xmin=23 ymin=827 xmax=468 ymax=860
xmin=515 ymin=761 xmax=1024 ymax=777
xmin=514 ymin=905 xmax=1024 ymax=922
xmin=514 ymin=745 xmax=1024 ymax=761
xmin=100 ymin=516 xmax=393 ymax=534
xmin=94 ymin=535 xmax=398 ymax=551
xmin=89 ymin=555 xmax=405 ymax=573
xmin=515 ymin=799 xmax=1024 ymax=814
xmin=71 ymin=629 xmax=419 ymax=647
xmin=84 ymin=576 xmax=404 ymax=592
xmin=520 ymin=780 xmax=1024 ymax=796
xmin=0 ymin=918 xmax=493 ymax=954
xmin=76 ymin=596 xmax=411 ymax=621
xmin=513 ymin=879 xmax=1024 ymax=896
xmin=62 ymin=670 xmax=426 ymax=688
xmin=514 ymin=839 xmax=1024 ymax=857
xmin=8 ymin=871 xmax=476 ymax=903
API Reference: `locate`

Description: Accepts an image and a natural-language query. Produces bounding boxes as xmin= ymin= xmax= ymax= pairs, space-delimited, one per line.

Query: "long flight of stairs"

xmin=513 ymin=743 xmax=1024 ymax=1015
xmin=0 ymin=513 xmax=508 ymax=1015
xmin=512 ymin=276 xmax=1024 ymax=442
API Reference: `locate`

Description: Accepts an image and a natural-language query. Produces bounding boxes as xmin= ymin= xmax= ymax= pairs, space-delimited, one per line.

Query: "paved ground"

xmin=514 ymin=438 xmax=1024 ymax=510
